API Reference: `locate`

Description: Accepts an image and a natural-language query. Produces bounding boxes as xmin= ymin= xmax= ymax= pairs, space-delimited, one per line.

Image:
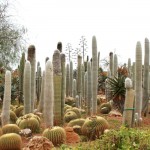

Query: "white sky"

xmin=13 ymin=0 xmax=150 ymax=70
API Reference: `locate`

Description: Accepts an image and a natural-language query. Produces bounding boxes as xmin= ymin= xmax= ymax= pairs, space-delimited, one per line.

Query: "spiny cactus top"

xmin=27 ymin=45 xmax=36 ymax=61
xmin=57 ymin=41 xmax=62 ymax=52
xmin=125 ymin=77 xmax=132 ymax=89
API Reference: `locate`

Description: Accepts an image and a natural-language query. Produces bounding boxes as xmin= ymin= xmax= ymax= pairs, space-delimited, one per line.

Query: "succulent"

xmin=10 ymin=110 xmax=18 ymax=123
xmin=64 ymin=104 xmax=72 ymax=112
xmin=65 ymin=107 xmax=81 ymax=118
xmin=64 ymin=111 xmax=78 ymax=123
xmin=0 ymin=133 xmax=22 ymax=150
xmin=99 ymin=102 xmax=112 ymax=114
xmin=67 ymin=118 xmax=85 ymax=127
xmin=2 ymin=124 xmax=20 ymax=134
xmin=14 ymin=106 xmax=24 ymax=117
xmin=16 ymin=114 xmax=40 ymax=133
xmin=43 ymin=126 xmax=66 ymax=146
xmin=81 ymin=116 xmax=109 ymax=140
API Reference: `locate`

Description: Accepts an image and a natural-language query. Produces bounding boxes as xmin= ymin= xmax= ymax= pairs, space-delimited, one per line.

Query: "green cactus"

xmin=10 ymin=110 xmax=18 ymax=124
xmin=16 ymin=114 xmax=40 ymax=133
xmin=128 ymin=58 xmax=131 ymax=77
xmin=65 ymin=107 xmax=81 ymax=118
xmin=142 ymin=38 xmax=149 ymax=116
xmin=67 ymin=118 xmax=85 ymax=127
xmin=98 ymin=51 xmax=100 ymax=71
xmin=43 ymin=126 xmax=66 ymax=146
xmin=2 ymin=124 xmax=20 ymax=134
xmin=131 ymin=62 xmax=135 ymax=89
xmin=99 ymin=102 xmax=112 ymax=114
xmin=81 ymin=64 xmax=85 ymax=100
xmin=64 ymin=111 xmax=78 ymax=123
xmin=73 ymin=79 xmax=77 ymax=98
xmin=84 ymin=72 xmax=87 ymax=106
xmin=69 ymin=60 xmax=73 ymax=97
xmin=64 ymin=104 xmax=72 ymax=112
xmin=0 ymin=133 xmax=22 ymax=150
xmin=135 ymin=42 xmax=142 ymax=119
xmin=77 ymin=55 xmax=82 ymax=108
xmin=14 ymin=105 xmax=24 ymax=117
xmin=66 ymin=64 xmax=70 ymax=97
xmin=109 ymin=52 xmax=114 ymax=77
xmin=53 ymin=49 xmax=62 ymax=125
xmin=113 ymin=54 xmax=118 ymax=77
xmin=123 ymin=77 xmax=135 ymax=127
xmin=75 ymin=95 xmax=79 ymax=108
xmin=60 ymin=53 xmax=66 ymax=124
xmin=27 ymin=45 xmax=36 ymax=112
xmin=92 ymin=36 xmax=98 ymax=115
xmin=18 ymin=52 xmax=25 ymax=104
xmin=23 ymin=61 xmax=31 ymax=114
xmin=1 ymin=70 xmax=11 ymax=126
xmin=44 ymin=60 xmax=54 ymax=127
xmin=57 ymin=41 xmax=62 ymax=52
xmin=81 ymin=116 xmax=109 ymax=140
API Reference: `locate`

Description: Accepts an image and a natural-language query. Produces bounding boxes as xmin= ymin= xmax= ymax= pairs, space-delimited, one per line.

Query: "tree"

xmin=0 ymin=0 xmax=27 ymax=69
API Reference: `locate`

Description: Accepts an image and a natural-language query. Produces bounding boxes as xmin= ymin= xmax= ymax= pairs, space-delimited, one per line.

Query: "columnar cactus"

xmin=18 ymin=52 xmax=25 ymax=104
xmin=131 ymin=62 xmax=135 ymax=89
xmin=98 ymin=51 xmax=100 ymax=70
xmin=77 ymin=55 xmax=82 ymax=108
xmin=87 ymin=61 xmax=92 ymax=116
xmin=142 ymin=38 xmax=149 ymax=116
xmin=27 ymin=45 xmax=36 ymax=112
xmin=66 ymin=64 xmax=70 ymax=97
xmin=57 ymin=41 xmax=62 ymax=52
xmin=123 ymin=78 xmax=135 ymax=127
xmin=135 ymin=42 xmax=142 ymax=119
xmin=92 ymin=36 xmax=98 ymax=115
xmin=53 ymin=50 xmax=62 ymax=125
xmin=128 ymin=58 xmax=131 ymax=78
xmin=73 ymin=79 xmax=77 ymax=98
xmin=69 ymin=60 xmax=73 ymax=97
xmin=1 ymin=70 xmax=11 ymax=126
xmin=23 ymin=61 xmax=31 ymax=114
xmin=37 ymin=71 xmax=45 ymax=112
xmin=44 ymin=60 xmax=54 ymax=127
xmin=109 ymin=52 xmax=114 ymax=77
xmin=75 ymin=95 xmax=79 ymax=108
xmin=60 ymin=53 xmax=66 ymax=123
xmin=84 ymin=72 xmax=87 ymax=105
xmin=81 ymin=64 xmax=85 ymax=99
xmin=113 ymin=54 xmax=118 ymax=77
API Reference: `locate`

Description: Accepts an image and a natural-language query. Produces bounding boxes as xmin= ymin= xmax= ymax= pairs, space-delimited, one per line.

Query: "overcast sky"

xmin=14 ymin=0 xmax=150 ymax=70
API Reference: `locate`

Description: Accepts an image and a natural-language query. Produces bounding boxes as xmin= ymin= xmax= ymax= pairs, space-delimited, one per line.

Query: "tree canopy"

xmin=0 ymin=0 xmax=27 ymax=69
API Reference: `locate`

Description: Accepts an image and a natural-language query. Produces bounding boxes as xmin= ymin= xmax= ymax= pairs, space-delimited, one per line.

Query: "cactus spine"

xmin=1 ymin=71 xmax=11 ymax=126
xmin=87 ymin=62 xmax=92 ymax=116
xmin=69 ymin=60 xmax=73 ymax=97
xmin=44 ymin=60 xmax=54 ymax=127
xmin=53 ymin=50 xmax=62 ymax=125
xmin=27 ymin=45 xmax=36 ymax=112
xmin=60 ymin=53 xmax=66 ymax=123
xmin=142 ymin=38 xmax=149 ymax=116
xmin=113 ymin=54 xmax=118 ymax=77
xmin=66 ymin=64 xmax=70 ymax=97
xmin=18 ymin=52 xmax=25 ymax=104
xmin=92 ymin=36 xmax=98 ymax=115
xmin=135 ymin=42 xmax=142 ymax=119
xmin=37 ymin=71 xmax=45 ymax=112
xmin=23 ymin=61 xmax=31 ymax=114
xmin=123 ymin=78 xmax=135 ymax=127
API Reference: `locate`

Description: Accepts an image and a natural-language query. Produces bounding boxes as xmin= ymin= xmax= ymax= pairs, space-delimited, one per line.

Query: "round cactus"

xmin=65 ymin=107 xmax=81 ymax=118
xmin=64 ymin=104 xmax=72 ymax=112
xmin=81 ymin=116 xmax=109 ymax=140
xmin=0 ymin=133 xmax=22 ymax=150
xmin=43 ymin=126 xmax=66 ymax=146
xmin=14 ymin=106 xmax=24 ymax=117
xmin=64 ymin=111 xmax=78 ymax=123
xmin=16 ymin=114 xmax=40 ymax=133
xmin=10 ymin=110 xmax=18 ymax=124
xmin=99 ymin=102 xmax=112 ymax=114
xmin=2 ymin=124 xmax=20 ymax=134
xmin=67 ymin=118 xmax=85 ymax=127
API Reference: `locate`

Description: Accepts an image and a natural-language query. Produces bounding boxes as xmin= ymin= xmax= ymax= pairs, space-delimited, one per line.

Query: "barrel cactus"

xmin=81 ymin=116 xmax=109 ymax=140
xmin=14 ymin=106 xmax=24 ymax=117
xmin=64 ymin=111 xmax=78 ymax=123
xmin=2 ymin=124 xmax=20 ymax=134
xmin=43 ymin=126 xmax=66 ymax=146
xmin=65 ymin=107 xmax=81 ymax=118
xmin=10 ymin=110 xmax=18 ymax=124
xmin=0 ymin=133 xmax=22 ymax=150
xmin=67 ymin=118 xmax=85 ymax=127
xmin=99 ymin=102 xmax=112 ymax=114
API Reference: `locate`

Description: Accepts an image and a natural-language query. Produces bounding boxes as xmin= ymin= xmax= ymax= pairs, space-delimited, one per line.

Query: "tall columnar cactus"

xmin=37 ymin=71 xmax=45 ymax=112
xmin=36 ymin=61 xmax=42 ymax=103
xmin=53 ymin=50 xmax=62 ymax=125
xmin=44 ymin=60 xmax=54 ymax=127
xmin=69 ymin=60 xmax=73 ymax=97
xmin=57 ymin=41 xmax=62 ymax=52
xmin=113 ymin=54 xmax=118 ymax=77
xmin=77 ymin=55 xmax=82 ymax=108
xmin=92 ymin=36 xmax=98 ymax=115
xmin=66 ymin=64 xmax=70 ymax=97
xmin=98 ymin=51 xmax=100 ymax=70
xmin=1 ymin=70 xmax=11 ymax=126
xmin=142 ymin=38 xmax=149 ymax=116
xmin=60 ymin=53 xmax=66 ymax=123
xmin=123 ymin=78 xmax=135 ymax=127
xmin=87 ymin=61 xmax=92 ymax=116
xmin=23 ymin=61 xmax=31 ymax=114
xmin=84 ymin=72 xmax=87 ymax=105
xmin=128 ymin=58 xmax=131 ymax=78
xmin=81 ymin=64 xmax=85 ymax=99
xmin=135 ymin=41 xmax=142 ymax=119
xmin=18 ymin=52 xmax=25 ymax=104
xmin=27 ymin=45 xmax=36 ymax=112
xmin=131 ymin=62 xmax=135 ymax=89
xmin=73 ymin=79 xmax=77 ymax=98
xmin=109 ymin=52 xmax=114 ymax=77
